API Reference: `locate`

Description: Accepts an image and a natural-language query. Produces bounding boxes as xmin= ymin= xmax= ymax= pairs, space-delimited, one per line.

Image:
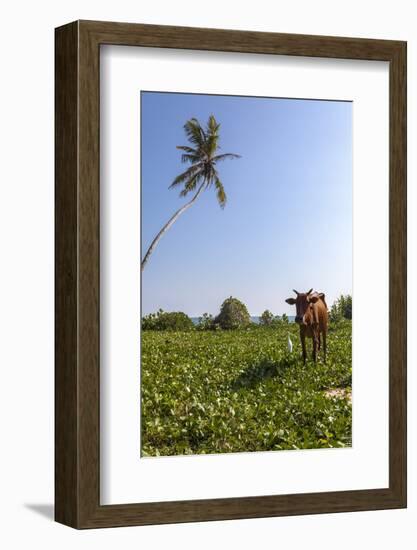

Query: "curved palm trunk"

xmin=141 ymin=182 xmax=205 ymax=271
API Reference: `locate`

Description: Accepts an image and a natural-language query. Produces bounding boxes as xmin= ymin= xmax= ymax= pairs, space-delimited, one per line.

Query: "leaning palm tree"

xmin=141 ymin=115 xmax=241 ymax=271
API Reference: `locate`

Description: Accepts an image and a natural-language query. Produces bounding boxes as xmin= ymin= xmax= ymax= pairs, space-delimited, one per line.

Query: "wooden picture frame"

xmin=55 ymin=20 xmax=407 ymax=529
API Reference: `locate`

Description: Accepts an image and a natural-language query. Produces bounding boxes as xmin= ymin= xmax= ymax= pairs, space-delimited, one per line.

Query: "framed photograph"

xmin=55 ymin=20 xmax=406 ymax=529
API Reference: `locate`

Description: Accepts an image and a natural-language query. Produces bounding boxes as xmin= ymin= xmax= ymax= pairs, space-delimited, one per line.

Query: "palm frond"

xmin=183 ymin=118 xmax=206 ymax=149
xmin=205 ymin=115 xmax=220 ymax=157
xmin=203 ymin=164 xmax=215 ymax=183
xmin=176 ymin=145 xmax=201 ymax=164
xmin=176 ymin=145 xmax=198 ymax=154
xmin=169 ymin=164 xmax=203 ymax=189
xmin=205 ymin=134 xmax=220 ymax=157
xmin=180 ymin=153 xmax=201 ymax=164
xmin=214 ymin=175 xmax=227 ymax=209
xmin=179 ymin=174 xmax=201 ymax=197
xmin=207 ymin=115 xmax=220 ymax=135
xmin=213 ymin=153 xmax=241 ymax=163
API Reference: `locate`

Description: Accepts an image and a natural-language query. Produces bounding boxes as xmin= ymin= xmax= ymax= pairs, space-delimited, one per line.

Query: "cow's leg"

xmin=300 ymin=330 xmax=307 ymax=364
xmin=322 ymin=330 xmax=327 ymax=363
xmin=318 ymin=332 xmax=321 ymax=351
xmin=312 ymin=334 xmax=318 ymax=363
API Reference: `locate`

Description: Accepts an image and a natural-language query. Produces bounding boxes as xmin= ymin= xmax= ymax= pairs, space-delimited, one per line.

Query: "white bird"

xmin=287 ymin=333 xmax=293 ymax=353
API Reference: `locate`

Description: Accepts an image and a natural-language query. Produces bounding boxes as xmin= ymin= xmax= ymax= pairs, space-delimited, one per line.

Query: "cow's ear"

xmin=309 ymin=295 xmax=319 ymax=303
xmin=285 ymin=298 xmax=296 ymax=305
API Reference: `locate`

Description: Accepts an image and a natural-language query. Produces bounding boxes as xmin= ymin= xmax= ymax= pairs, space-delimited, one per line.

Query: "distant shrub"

xmin=196 ymin=313 xmax=215 ymax=331
xmin=258 ymin=312 xmax=290 ymax=328
xmin=214 ymin=296 xmax=251 ymax=330
xmin=142 ymin=309 xmax=194 ymax=331
xmin=259 ymin=310 xmax=274 ymax=326
xmin=330 ymin=295 xmax=352 ymax=322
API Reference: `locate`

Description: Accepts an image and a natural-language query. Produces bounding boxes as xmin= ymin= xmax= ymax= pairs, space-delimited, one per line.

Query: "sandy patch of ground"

xmin=324 ymin=388 xmax=352 ymax=403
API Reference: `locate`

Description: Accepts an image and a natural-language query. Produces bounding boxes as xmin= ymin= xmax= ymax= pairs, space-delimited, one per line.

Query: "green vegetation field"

xmin=141 ymin=321 xmax=352 ymax=457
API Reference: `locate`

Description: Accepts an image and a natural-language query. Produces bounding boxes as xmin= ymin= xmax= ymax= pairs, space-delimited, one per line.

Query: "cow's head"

xmin=285 ymin=289 xmax=320 ymax=325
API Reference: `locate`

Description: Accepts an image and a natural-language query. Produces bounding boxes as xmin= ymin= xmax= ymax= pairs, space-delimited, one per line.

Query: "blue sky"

xmin=141 ymin=91 xmax=352 ymax=317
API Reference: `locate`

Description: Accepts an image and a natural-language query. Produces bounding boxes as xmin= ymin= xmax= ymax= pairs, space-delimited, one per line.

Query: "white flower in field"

xmin=287 ymin=333 xmax=293 ymax=353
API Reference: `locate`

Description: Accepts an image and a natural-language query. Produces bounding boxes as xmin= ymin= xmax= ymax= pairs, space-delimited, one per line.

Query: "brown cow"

xmin=285 ymin=289 xmax=328 ymax=364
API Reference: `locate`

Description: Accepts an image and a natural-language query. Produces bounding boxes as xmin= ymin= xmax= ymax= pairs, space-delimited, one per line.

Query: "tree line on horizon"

xmin=142 ymin=294 xmax=352 ymax=332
